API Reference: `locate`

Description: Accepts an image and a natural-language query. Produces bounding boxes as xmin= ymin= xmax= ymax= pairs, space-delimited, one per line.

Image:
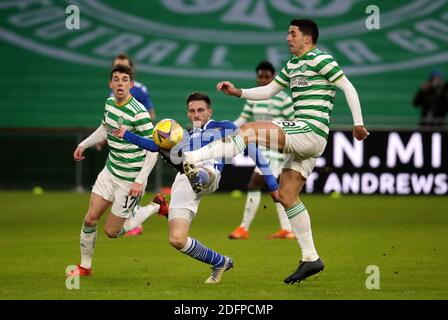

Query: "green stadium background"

xmin=1 ymin=0 xmax=447 ymax=190
xmin=0 ymin=0 xmax=448 ymax=128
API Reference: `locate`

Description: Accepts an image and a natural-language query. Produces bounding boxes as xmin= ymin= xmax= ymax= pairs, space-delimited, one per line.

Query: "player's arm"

xmin=216 ymin=80 xmax=284 ymax=100
xmin=112 ymin=126 xmax=160 ymax=152
xmin=130 ymin=114 xmax=158 ymax=197
xmin=334 ymin=76 xmax=369 ymax=141
xmin=125 ymin=130 xmax=160 ymax=152
xmin=74 ymin=124 xmax=107 ymax=161
xmin=315 ymin=54 xmax=369 ymax=141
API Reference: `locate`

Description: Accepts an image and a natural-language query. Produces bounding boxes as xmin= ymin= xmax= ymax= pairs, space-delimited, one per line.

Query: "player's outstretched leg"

xmin=152 ymin=194 xmax=169 ymax=218
xmin=170 ymin=212 xmax=233 ymax=284
xmin=117 ymin=197 xmax=166 ymax=237
xmin=183 ymin=165 xmax=215 ymax=194
xmin=178 ymin=236 xmax=233 ymax=284
xmin=205 ymin=256 xmax=234 ymax=284
xmin=183 ymin=134 xmax=246 ymax=165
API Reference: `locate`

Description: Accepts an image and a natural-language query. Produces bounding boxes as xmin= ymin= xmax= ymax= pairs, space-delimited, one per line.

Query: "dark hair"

xmin=256 ymin=60 xmax=275 ymax=75
xmin=110 ymin=64 xmax=134 ymax=81
xmin=113 ymin=53 xmax=134 ymax=69
xmin=290 ymin=19 xmax=319 ymax=44
xmin=186 ymin=92 xmax=211 ymax=109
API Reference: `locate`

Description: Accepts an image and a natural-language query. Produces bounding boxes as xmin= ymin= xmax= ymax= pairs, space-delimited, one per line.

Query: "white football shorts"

xmin=169 ymin=163 xmax=221 ymax=223
xmin=92 ymin=167 xmax=146 ymax=219
xmin=273 ymin=120 xmax=327 ymax=179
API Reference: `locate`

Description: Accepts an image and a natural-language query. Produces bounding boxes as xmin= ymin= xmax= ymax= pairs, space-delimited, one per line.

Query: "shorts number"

xmin=282 ymin=121 xmax=296 ymax=127
xmin=123 ymin=196 xmax=139 ymax=209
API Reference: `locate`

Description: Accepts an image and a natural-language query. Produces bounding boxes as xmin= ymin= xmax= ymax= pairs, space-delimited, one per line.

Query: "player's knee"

xmin=169 ymin=234 xmax=187 ymax=250
xmin=83 ymin=216 xmax=98 ymax=227
xmin=278 ymin=193 xmax=295 ymax=208
xmin=104 ymin=228 xmax=119 ymax=238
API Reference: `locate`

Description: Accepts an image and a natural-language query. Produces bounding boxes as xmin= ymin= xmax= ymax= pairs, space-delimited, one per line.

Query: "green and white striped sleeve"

xmin=134 ymin=112 xmax=154 ymax=138
xmin=315 ymin=54 xmax=344 ymax=83
xmin=274 ymin=66 xmax=290 ymax=87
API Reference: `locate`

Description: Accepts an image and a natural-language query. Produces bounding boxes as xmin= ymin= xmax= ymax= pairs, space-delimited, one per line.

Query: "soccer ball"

xmin=152 ymin=118 xmax=184 ymax=150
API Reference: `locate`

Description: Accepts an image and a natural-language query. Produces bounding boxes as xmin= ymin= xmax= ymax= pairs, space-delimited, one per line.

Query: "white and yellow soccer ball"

xmin=152 ymin=118 xmax=184 ymax=150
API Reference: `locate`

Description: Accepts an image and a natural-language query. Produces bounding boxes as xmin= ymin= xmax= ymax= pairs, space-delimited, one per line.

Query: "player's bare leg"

xmin=169 ymin=214 xmax=233 ymax=284
xmin=72 ymin=193 xmax=111 ymax=276
xmin=104 ymin=212 xmax=127 ymax=238
xmin=279 ymin=169 xmax=324 ymax=284
xmin=119 ymin=195 xmax=169 ymax=237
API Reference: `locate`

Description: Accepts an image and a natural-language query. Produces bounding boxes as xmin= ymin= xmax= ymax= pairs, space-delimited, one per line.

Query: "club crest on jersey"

xmin=291 ymin=76 xmax=308 ymax=87
xmin=300 ymin=64 xmax=308 ymax=72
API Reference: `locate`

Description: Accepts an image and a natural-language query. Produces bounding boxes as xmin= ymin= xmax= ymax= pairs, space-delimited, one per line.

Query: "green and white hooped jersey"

xmin=274 ymin=47 xmax=344 ymax=140
xmin=238 ymin=91 xmax=294 ymax=162
xmin=102 ymin=96 xmax=154 ymax=182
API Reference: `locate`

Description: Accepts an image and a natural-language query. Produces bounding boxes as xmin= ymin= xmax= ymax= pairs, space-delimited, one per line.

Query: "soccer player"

xmin=70 ymin=64 xmax=159 ymax=276
xmin=114 ymin=92 xmax=279 ymax=283
xmin=183 ymin=19 xmax=369 ymax=284
xmin=229 ymin=60 xmax=295 ymax=240
xmin=110 ymin=54 xmax=157 ymax=236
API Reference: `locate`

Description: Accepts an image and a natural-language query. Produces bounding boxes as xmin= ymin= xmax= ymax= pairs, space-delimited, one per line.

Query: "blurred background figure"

xmin=413 ymin=69 xmax=448 ymax=127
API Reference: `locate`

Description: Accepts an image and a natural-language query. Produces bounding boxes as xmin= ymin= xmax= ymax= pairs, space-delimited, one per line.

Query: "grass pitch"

xmin=0 ymin=191 xmax=447 ymax=300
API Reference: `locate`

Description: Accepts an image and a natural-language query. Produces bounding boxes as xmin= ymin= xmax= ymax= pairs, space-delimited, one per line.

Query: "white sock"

xmin=286 ymin=203 xmax=319 ymax=262
xmin=276 ymin=202 xmax=292 ymax=231
xmin=240 ymin=191 xmax=261 ymax=230
xmin=120 ymin=203 xmax=160 ymax=235
xmin=185 ymin=134 xmax=246 ymax=163
xmin=179 ymin=237 xmax=193 ymax=253
xmin=80 ymin=224 xmax=97 ymax=269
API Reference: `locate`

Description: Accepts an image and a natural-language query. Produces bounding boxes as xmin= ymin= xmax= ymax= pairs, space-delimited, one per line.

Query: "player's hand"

xmin=353 ymin=125 xmax=369 ymax=141
xmin=129 ymin=182 xmax=143 ymax=197
xmin=73 ymin=145 xmax=85 ymax=161
xmin=270 ymin=190 xmax=280 ymax=202
xmin=112 ymin=126 xmax=127 ymax=139
xmin=216 ymin=81 xmax=242 ymax=97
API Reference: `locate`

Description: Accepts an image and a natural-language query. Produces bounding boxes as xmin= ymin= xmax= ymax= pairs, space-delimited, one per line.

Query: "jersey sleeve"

xmin=134 ymin=112 xmax=154 ymax=138
xmin=315 ymin=54 xmax=344 ymax=83
xmin=274 ymin=61 xmax=291 ymax=87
